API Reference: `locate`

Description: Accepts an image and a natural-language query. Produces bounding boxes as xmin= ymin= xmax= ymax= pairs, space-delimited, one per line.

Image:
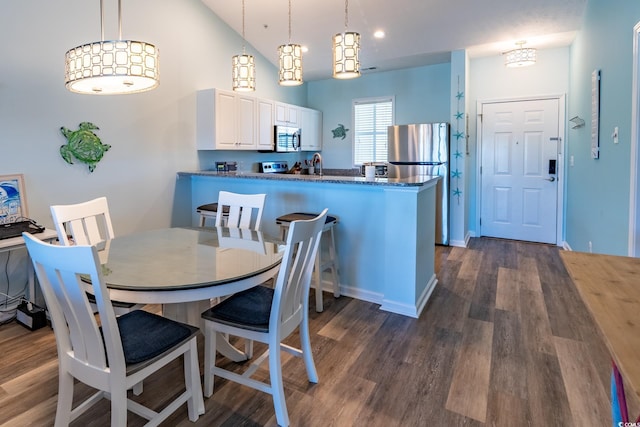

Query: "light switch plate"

xmin=613 ymin=126 xmax=619 ymax=144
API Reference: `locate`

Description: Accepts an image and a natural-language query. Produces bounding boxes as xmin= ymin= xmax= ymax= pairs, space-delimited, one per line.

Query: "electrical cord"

xmin=0 ymin=251 xmax=30 ymax=325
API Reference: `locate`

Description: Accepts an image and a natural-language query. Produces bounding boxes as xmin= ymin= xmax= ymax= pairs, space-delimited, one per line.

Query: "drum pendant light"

xmin=232 ymin=0 xmax=256 ymax=92
xmin=64 ymin=0 xmax=159 ymax=95
xmin=504 ymin=41 xmax=537 ymax=68
xmin=278 ymin=0 xmax=303 ymax=86
xmin=333 ymin=0 xmax=360 ymax=79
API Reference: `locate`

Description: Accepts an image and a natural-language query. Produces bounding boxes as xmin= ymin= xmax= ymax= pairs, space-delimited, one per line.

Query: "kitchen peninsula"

xmin=177 ymin=171 xmax=441 ymax=318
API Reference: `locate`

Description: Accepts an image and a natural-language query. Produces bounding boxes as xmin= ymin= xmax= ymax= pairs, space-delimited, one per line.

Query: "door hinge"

xmin=479 ymin=217 xmax=482 ymax=226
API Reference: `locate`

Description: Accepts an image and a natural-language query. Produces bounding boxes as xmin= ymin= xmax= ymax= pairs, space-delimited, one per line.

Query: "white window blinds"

xmin=353 ymin=98 xmax=393 ymax=165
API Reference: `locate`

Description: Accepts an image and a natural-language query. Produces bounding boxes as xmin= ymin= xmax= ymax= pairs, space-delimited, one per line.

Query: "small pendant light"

xmin=232 ymin=0 xmax=256 ymax=92
xmin=333 ymin=0 xmax=360 ymax=79
xmin=278 ymin=0 xmax=303 ymax=86
xmin=64 ymin=0 xmax=159 ymax=95
xmin=504 ymin=41 xmax=537 ymax=68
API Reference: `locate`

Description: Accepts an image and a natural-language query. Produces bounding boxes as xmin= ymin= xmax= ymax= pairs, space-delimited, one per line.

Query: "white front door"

xmin=480 ymin=99 xmax=560 ymax=244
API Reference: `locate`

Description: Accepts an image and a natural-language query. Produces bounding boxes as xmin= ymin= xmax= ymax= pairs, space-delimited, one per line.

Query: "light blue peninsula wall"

xmin=178 ymin=172 xmax=440 ymax=318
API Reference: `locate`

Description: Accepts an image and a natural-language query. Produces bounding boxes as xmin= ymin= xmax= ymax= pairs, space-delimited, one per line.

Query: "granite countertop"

xmin=178 ymin=171 xmax=441 ymax=187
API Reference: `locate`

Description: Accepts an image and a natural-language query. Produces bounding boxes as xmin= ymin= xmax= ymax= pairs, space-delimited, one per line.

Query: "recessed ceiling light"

xmin=302 ymin=46 xmax=309 ymax=53
xmin=374 ymin=30 xmax=385 ymax=39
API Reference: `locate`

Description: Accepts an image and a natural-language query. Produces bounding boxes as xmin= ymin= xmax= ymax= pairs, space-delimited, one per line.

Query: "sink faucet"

xmin=312 ymin=152 xmax=323 ymax=176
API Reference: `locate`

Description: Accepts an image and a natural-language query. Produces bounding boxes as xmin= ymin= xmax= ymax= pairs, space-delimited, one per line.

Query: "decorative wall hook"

xmin=569 ymin=116 xmax=585 ymax=129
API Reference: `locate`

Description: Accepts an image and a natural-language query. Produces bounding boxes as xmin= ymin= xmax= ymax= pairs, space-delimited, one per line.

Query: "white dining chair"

xmin=22 ymin=232 xmax=203 ymax=426
xmin=201 ymin=208 xmax=328 ymax=427
xmin=50 ymin=197 xmax=143 ymax=315
xmin=212 ymin=191 xmax=268 ymax=315
xmin=215 ymin=191 xmax=266 ymax=229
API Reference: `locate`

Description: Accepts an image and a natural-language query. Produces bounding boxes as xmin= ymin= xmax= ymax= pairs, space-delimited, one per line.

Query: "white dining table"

xmin=90 ymin=226 xmax=284 ymax=362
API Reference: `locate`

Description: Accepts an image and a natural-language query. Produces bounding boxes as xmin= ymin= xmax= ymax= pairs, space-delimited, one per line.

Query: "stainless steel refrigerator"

xmin=387 ymin=123 xmax=450 ymax=245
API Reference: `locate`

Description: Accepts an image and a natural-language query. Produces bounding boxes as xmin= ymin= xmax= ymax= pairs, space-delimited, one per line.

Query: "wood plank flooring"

xmin=0 ymin=237 xmax=628 ymax=426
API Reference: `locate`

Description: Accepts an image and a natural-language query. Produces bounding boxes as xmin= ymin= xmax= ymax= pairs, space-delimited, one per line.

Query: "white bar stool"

xmin=275 ymin=212 xmax=340 ymax=312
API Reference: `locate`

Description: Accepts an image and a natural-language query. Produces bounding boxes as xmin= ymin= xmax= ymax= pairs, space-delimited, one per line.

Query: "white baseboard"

xmin=320 ymin=273 xmax=438 ymax=319
xmin=380 ymin=274 xmax=438 ymax=318
xmin=449 ymin=239 xmax=466 ymax=247
xmin=450 ymin=231 xmax=473 ymax=248
xmin=330 ymin=282 xmax=383 ymax=306
xmin=562 ymin=241 xmax=572 ymax=251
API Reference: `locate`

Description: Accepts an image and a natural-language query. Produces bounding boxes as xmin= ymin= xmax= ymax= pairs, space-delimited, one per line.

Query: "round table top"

xmin=98 ymin=227 xmax=283 ymax=293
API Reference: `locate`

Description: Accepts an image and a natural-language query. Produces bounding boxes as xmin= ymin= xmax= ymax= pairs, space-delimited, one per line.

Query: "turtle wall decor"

xmin=331 ymin=124 xmax=349 ymax=140
xmin=59 ymin=122 xmax=111 ymax=172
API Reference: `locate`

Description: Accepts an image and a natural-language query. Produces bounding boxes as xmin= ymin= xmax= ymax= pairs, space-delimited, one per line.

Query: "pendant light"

xmin=333 ymin=0 xmax=360 ymax=79
xmin=504 ymin=41 xmax=537 ymax=68
xmin=64 ymin=0 xmax=159 ymax=95
xmin=278 ymin=0 xmax=303 ymax=86
xmin=232 ymin=0 xmax=256 ymax=92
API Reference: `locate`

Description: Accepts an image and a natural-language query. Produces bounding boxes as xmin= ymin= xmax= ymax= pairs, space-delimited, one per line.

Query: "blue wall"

xmin=567 ymin=0 xmax=640 ymax=255
xmin=307 ymin=63 xmax=451 ymax=169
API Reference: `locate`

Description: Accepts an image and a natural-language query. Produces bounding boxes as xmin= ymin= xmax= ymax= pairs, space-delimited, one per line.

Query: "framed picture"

xmin=0 ymin=174 xmax=29 ymax=224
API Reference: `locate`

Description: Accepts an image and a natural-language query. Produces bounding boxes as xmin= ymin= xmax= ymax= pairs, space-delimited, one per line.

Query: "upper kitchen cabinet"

xmin=300 ymin=107 xmax=322 ymax=151
xmin=257 ymin=99 xmax=274 ymax=151
xmin=197 ymin=88 xmax=256 ymax=150
xmin=274 ymin=102 xmax=299 ymax=127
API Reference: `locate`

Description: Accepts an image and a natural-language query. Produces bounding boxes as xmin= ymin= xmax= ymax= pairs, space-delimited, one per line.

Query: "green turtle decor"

xmin=332 ymin=123 xmax=349 ymax=140
xmin=59 ymin=122 xmax=111 ymax=172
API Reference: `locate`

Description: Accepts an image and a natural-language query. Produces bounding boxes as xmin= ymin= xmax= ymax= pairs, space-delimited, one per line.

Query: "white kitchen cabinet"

xmin=196 ymin=88 xmax=256 ymax=150
xmin=257 ymin=99 xmax=274 ymax=151
xmin=300 ymin=107 xmax=323 ymax=151
xmin=236 ymin=94 xmax=256 ymax=149
xmin=274 ymin=102 xmax=299 ymax=127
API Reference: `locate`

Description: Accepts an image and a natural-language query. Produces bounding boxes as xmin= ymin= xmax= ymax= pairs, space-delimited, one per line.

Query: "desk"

xmin=94 ymin=227 xmax=283 ymax=361
xmin=560 ymin=251 xmax=640 ymax=422
xmin=0 ymin=229 xmax=58 ymax=303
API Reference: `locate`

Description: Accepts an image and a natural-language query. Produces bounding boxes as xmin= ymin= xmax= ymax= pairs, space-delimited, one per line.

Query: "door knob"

xmin=545 ymin=176 xmax=556 ymax=182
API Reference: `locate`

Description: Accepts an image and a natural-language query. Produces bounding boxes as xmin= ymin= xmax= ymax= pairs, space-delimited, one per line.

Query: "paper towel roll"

xmin=365 ymin=165 xmax=376 ymax=179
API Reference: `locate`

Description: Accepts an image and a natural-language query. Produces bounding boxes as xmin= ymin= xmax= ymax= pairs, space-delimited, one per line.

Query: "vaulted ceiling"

xmin=202 ymin=0 xmax=587 ymax=81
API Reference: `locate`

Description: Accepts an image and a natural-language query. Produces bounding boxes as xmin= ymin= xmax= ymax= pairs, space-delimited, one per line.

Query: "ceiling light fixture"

xmin=504 ymin=41 xmax=536 ymax=68
xmin=232 ymin=0 xmax=255 ymax=92
xmin=278 ymin=0 xmax=303 ymax=86
xmin=333 ymin=0 xmax=360 ymax=79
xmin=64 ymin=0 xmax=159 ymax=95
xmin=374 ymin=30 xmax=385 ymax=39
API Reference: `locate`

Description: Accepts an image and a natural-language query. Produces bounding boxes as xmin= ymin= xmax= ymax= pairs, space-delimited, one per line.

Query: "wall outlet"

xmin=570 ymin=155 xmax=574 ymax=166
xmin=588 ymin=241 xmax=593 ymax=253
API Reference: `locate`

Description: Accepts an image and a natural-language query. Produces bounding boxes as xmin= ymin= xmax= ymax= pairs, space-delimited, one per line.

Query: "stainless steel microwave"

xmin=274 ymin=126 xmax=301 ymax=152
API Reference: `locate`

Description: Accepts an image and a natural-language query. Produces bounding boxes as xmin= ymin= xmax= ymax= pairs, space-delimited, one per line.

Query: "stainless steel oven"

xmin=274 ymin=126 xmax=301 ymax=152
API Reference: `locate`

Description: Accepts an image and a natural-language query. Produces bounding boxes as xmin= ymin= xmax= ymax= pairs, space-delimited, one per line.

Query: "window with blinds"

xmin=353 ymin=97 xmax=394 ymax=165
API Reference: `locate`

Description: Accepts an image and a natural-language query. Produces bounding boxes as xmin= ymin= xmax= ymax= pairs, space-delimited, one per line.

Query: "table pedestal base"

xmin=163 ymin=300 xmax=248 ymax=362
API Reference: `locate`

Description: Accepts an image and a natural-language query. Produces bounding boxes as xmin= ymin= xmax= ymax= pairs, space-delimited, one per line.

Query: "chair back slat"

xmin=215 ymin=191 xmax=266 ymax=230
xmin=22 ymin=233 xmax=123 ymax=372
xmin=271 ymin=209 xmax=327 ymax=335
xmin=51 ymin=197 xmax=115 ymax=246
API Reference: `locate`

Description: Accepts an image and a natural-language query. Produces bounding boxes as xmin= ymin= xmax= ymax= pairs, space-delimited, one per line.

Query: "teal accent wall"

xmin=566 ymin=0 xmax=640 ymax=255
xmin=307 ymin=63 xmax=452 ymax=169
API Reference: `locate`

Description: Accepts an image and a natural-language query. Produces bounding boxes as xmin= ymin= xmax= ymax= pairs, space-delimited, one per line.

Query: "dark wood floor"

xmin=0 ymin=237 xmax=632 ymax=426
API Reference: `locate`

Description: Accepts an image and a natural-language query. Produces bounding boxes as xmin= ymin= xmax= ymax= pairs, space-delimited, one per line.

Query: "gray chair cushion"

xmin=201 ymin=285 xmax=274 ymax=333
xmin=276 ymin=212 xmax=337 ymax=225
xmin=196 ymin=202 xmax=231 ymax=214
xmin=116 ymin=310 xmax=197 ymax=365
